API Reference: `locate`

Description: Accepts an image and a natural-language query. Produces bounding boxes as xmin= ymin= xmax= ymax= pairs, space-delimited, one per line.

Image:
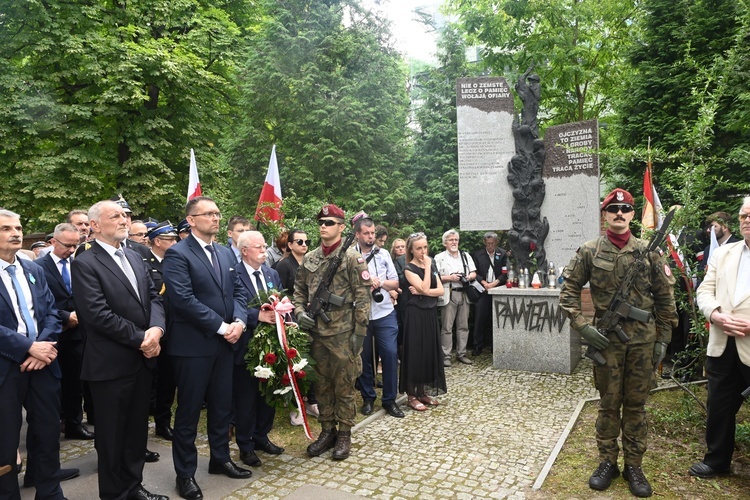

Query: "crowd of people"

xmin=2 ymin=190 xmax=749 ymax=499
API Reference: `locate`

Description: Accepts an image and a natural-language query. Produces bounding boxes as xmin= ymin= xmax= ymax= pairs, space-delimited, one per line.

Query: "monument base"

xmin=489 ymin=288 xmax=580 ymax=374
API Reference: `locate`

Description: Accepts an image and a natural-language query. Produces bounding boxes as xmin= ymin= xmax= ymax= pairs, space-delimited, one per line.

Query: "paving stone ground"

xmin=20 ymin=350 xmax=605 ymax=499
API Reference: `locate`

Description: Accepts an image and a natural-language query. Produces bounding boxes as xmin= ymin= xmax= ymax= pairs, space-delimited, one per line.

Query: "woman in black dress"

xmin=399 ymin=232 xmax=447 ymax=411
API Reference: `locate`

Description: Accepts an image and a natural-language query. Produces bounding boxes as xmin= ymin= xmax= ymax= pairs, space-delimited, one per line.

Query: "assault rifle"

xmin=306 ymin=231 xmax=357 ymax=324
xmin=586 ymin=208 xmax=676 ymax=366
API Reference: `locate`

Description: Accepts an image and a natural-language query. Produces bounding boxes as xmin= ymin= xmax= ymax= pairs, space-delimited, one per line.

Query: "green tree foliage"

xmin=615 ymin=0 xmax=748 ymax=213
xmin=448 ymin=0 xmax=635 ymax=127
xmin=0 ymin=0 xmax=254 ymax=228
xmin=226 ymin=0 xmax=411 ymax=224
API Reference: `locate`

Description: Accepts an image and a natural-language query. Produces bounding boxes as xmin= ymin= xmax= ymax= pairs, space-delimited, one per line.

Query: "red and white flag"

xmin=187 ymin=148 xmax=202 ymax=201
xmin=642 ymin=164 xmax=663 ymax=230
xmin=255 ymin=145 xmax=283 ymax=223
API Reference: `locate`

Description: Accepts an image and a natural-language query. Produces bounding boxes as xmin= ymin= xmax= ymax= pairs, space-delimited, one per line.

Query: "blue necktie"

xmin=61 ymin=258 xmax=72 ymax=293
xmin=205 ymin=245 xmax=222 ymax=285
xmin=7 ymin=264 xmax=38 ymax=341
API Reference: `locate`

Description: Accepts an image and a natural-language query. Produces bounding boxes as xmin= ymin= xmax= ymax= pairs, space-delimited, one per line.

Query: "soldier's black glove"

xmin=350 ymin=332 xmax=364 ymax=354
xmin=577 ymin=324 xmax=610 ymax=350
xmin=653 ymin=341 xmax=668 ymax=370
xmin=297 ymin=312 xmax=315 ymax=331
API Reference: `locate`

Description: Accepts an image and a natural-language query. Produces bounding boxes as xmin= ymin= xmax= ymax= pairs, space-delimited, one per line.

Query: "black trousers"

xmin=232 ymin=363 xmax=275 ymax=453
xmin=0 ymin=367 xmax=63 ymax=500
xmin=58 ymin=336 xmax=85 ymax=426
xmin=704 ymin=337 xmax=750 ymax=470
xmin=88 ymin=365 xmax=152 ymax=500
xmin=472 ymin=293 xmax=494 ymax=350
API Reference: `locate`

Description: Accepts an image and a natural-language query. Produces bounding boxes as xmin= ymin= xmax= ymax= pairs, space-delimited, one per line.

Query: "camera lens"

xmin=372 ymin=288 xmax=384 ymax=303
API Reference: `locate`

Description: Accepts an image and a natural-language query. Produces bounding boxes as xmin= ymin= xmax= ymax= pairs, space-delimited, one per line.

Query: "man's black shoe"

xmin=128 ymin=485 xmax=169 ymax=500
xmin=207 ymin=460 xmax=252 ymax=479
xmin=588 ymin=460 xmax=619 ymax=491
xmin=472 ymin=347 xmax=482 ymax=356
xmin=382 ymin=402 xmax=405 ymax=418
xmin=361 ymin=400 xmax=374 ymax=415
xmin=255 ymin=439 xmax=284 ymax=455
xmin=307 ymin=428 xmax=338 ymax=457
xmin=239 ymin=450 xmax=261 ymax=467
xmin=155 ymin=426 xmax=174 ymax=441
xmin=689 ymin=461 xmax=730 ymax=478
xmin=176 ymin=477 xmax=203 ymax=500
xmin=64 ymin=423 xmax=95 ymax=440
xmin=24 ymin=467 xmax=80 ymax=488
xmin=145 ymin=450 xmax=160 ymax=463
xmin=623 ymin=464 xmax=653 ymax=497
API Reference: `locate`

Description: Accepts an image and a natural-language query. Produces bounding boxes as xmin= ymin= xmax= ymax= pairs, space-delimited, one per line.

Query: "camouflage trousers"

xmin=310 ymin=330 xmax=363 ymax=432
xmin=593 ymin=340 xmax=655 ymax=466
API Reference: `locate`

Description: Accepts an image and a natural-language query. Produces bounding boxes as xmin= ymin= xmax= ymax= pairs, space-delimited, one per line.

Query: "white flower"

xmin=254 ymin=366 xmax=274 ymax=379
xmin=292 ymin=358 xmax=309 ymax=372
xmin=273 ymin=387 xmax=293 ymax=395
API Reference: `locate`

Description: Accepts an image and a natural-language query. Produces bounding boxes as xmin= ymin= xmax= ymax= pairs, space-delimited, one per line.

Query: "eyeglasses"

xmin=293 ymin=239 xmax=311 ymax=246
xmin=318 ymin=219 xmax=339 ymax=227
xmin=604 ymin=205 xmax=634 ymax=214
xmin=248 ymin=244 xmax=269 ymax=250
xmin=55 ymin=241 xmax=79 ymax=250
xmin=130 ymin=232 xmax=147 ymax=238
xmin=189 ymin=212 xmax=222 ymax=219
xmin=740 ymin=213 xmax=750 ymax=222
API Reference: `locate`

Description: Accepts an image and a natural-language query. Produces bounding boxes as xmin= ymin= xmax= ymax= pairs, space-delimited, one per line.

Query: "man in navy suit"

xmin=163 ymin=196 xmax=251 ymax=500
xmin=39 ymin=223 xmax=95 ymax=441
xmin=233 ymin=231 xmax=285 ymax=468
xmin=0 ymin=209 xmax=65 ymax=500
xmin=471 ymin=232 xmax=507 ymax=356
xmin=72 ymin=201 xmax=167 ymax=500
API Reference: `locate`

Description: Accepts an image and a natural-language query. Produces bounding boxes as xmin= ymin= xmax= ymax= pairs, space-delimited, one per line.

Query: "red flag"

xmin=255 ymin=145 xmax=283 ymax=223
xmin=641 ymin=142 xmax=663 ymax=230
xmin=187 ymin=149 xmax=202 ymax=201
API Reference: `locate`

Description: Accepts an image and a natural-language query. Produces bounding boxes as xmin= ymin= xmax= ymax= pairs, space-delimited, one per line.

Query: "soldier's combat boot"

xmin=588 ymin=459 xmax=620 ymax=491
xmin=331 ymin=430 xmax=352 ymax=460
xmin=623 ymin=464 xmax=653 ymax=497
xmin=306 ymin=428 xmax=338 ymax=457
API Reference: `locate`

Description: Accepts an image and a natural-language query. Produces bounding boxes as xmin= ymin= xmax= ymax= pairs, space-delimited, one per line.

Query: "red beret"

xmin=601 ymin=188 xmax=634 ymax=209
xmin=317 ymin=204 xmax=345 ymax=220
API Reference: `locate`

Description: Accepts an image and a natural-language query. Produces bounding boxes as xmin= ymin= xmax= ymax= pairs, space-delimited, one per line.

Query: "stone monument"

xmin=456 ymin=77 xmax=515 ymax=230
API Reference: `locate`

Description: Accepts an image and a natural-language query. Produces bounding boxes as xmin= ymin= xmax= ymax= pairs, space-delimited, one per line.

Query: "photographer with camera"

xmin=353 ymin=215 xmax=404 ymax=418
xmin=435 ymin=229 xmax=477 ymax=366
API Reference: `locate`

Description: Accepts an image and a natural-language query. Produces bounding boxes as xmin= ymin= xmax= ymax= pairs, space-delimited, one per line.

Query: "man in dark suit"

xmin=0 ymin=209 xmax=66 ymax=500
xmin=471 ymin=232 xmax=507 ymax=356
xmin=163 ymin=196 xmax=251 ymax=500
xmin=39 ymin=223 xmax=95 ymax=441
xmin=72 ymin=201 xmax=167 ymax=500
xmin=233 ymin=231 xmax=284 ymax=468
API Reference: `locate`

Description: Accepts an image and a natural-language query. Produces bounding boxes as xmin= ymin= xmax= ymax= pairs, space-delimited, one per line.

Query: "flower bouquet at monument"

xmin=245 ymin=289 xmax=315 ymax=438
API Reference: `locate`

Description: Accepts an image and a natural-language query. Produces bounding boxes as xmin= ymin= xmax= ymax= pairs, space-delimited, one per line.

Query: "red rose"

xmin=281 ymin=374 xmax=291 ymax=386
xmin=295 ymin=370 xmax=306 ymax=380
xmin=264 ymin=352 xmax=277 ymax=365
xmin=529 ymin=242 xmax=537 ymax=251
xmin=258 ymin=378 xmax=269 ymax=383
xmin=286 ymin=348 xmax=299 ymax=359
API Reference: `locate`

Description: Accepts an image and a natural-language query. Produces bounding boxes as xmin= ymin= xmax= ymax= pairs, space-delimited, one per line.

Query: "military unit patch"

xmin=361 ymin=270 xmax=370 ymax=280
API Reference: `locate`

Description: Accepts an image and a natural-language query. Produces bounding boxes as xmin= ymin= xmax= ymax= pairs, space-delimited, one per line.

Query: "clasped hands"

xmin=22 ymin=341 xmax=58 ymax=372
xmin=711 ymin=310 xmax=750 ymax=337
xmin=140 ymin=327 xmax=163 ymax=358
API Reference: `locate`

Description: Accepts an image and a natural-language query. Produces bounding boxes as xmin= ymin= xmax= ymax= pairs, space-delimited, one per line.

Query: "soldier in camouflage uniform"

xmin=293 ymin=204 xmax=371 ymax=460
xmin=560 ymin=188 xmax=677 ymax=498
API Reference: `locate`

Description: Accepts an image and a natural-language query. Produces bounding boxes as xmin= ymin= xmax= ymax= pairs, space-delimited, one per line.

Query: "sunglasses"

xmin=604 ymin=204 xmax=634 ymax=214
xmin=293 ymin=239 xmax=311 ymax=246
xmin=318 ymin=219 xmax=339 ymax=227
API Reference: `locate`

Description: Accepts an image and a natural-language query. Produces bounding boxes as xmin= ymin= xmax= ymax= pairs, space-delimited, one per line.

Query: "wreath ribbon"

xmin=263 ymin=296 xmax=313 ymax=439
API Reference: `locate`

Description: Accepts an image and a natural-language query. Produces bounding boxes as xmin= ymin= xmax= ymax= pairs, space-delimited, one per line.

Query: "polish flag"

xmin=255 ymin=145 xmax=283 ymax=222
xmin=187 ymin=149 xmax=202 ymax=201
xmin=642 ymin=163 xmax=663 ymax=230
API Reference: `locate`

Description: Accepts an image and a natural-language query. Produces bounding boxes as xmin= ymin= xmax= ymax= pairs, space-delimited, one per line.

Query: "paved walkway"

xmin=20 ymin=351 xmax=601 ymax=499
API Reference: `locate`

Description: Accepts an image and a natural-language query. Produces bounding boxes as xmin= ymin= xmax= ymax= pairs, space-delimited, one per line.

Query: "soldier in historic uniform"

xmin=293 ymin=204 xmax=371 ymax=460
xmin=559 ymin=188 xmax=678 ymax=498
